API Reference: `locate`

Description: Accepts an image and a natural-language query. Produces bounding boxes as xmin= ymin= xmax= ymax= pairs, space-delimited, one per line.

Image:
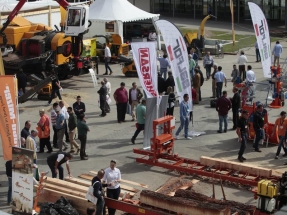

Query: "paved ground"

xmin=1 ymin=20 xmax=287 ymax=213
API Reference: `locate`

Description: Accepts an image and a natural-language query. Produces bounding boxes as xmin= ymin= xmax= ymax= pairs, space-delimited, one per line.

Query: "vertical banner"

xmin=12 ymin=147 xmax=34 ymax=215
xmin=0 ymin=76 xmax=19 ymax=160
xmin=230 ymin=0 xmax=236 ymax=45
xmin=248 ymin=2 xmax=271 ymax=78
xmin=155 ymin=20 xmax=192 ymax=109
xmin=131 ymin=42 xmax=158 ymax=98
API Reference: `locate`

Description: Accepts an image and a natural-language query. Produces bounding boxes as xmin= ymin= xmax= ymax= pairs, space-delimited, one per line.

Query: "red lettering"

xmin=139 ymin=49 xmax=149 ymax=58
xmin=142 ymin=66 xmax=149 ymax=73
xmin=142 ymin=72 xmax=151 ymax=80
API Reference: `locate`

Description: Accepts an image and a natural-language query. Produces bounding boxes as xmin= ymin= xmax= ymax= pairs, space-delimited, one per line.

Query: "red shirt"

xmin=114 ymin=88 xmax=128 ymax=103
xmin=38 ymin=114 xmax=50 ymax=127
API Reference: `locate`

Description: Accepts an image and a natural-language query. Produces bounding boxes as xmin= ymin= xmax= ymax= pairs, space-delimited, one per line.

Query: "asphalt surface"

xmin=1 ymin=18 xmax=287 ymax=213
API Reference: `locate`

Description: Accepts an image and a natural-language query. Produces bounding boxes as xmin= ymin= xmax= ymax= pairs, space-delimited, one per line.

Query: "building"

xmin=129 ymin=0 xmax=286 ymax=27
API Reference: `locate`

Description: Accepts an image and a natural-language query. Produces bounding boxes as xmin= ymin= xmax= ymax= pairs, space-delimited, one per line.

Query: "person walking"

xmin=158 ymin=72 xmax=166 ymax=95
xmin=129 ymin=82 xmax=143 ymax=121
xmin=203 ymin=51 xmax=214 ymax=80
xmin=166 ymin=86 xmax=176 ymax=116
xmin=103 ymin=78 xmax=111 ymax=113
xmin=196 ymin=66 xmax=204 ymax=101
xmin=272 ymin=111 xmax=287 ymax=159
xmin=103 ymin=43 xmax=113 ymax=75
xmin=51 ymin=102 xmax=59 ymax=148
xmin=272 ymin=41 xmax=283 ymax=66
xmin=98 ymin=81 xmax=107 ymax=117
xmin=253 ymin=104 xmax=264 ymax=152
xmin=214 ymin=66 xmax=227 ymax=99
xmin=210 ymin=64 xmax=218 ymax=98
xmin=157 ymin=53 xmax=171 ymax=80
xmin=175 ymin=94 xmax=192 ymax=140
xmin=6 ymin=160 xmax=12 ymax=205
xmin=37 ymin=109 xmax=52 ymax=153
xmin=237 ymin=51 xmax=248 ymax=82
xmin=216 ymin=91 xmax=232 ymax=133
xmin=26 ymin=130 xmax=38 ymax=164
xmin=231 ymin=65 xmax=240 ymax=86
xmin=47 ymin=152 xmax=73 ymax=180
xmin=67 ymin=107 xmax=80 ymax=154
xmin=165 ymin=71 xmax=175 ymax=92
xmin=21 ymin=120 xmax=31 ymax=140
xmin=48 ymin=70 xmax=62 ymax=105
xmin=77 ymin=114 xmax=89 ymax=160
xmin=103 ymin=160 xmax=121 ymax=215
xmin=55 ymin=106 xmax=67 ymax=151
xmin=236 ymin=110 xmax=250 ymax=162
xmin=190 ymin=48 xmax=199 ymax=65
xmin=189 ymin=54 xmax=196 ymax=80
xmin=59 ymin=101 xmax=70 ymax=143
xmin=91 ymin=169 xmax=107 ymax=215
xmin=231 ymin=87 xmax=241 ymax=130
xmin=114 ymin=82 xmax=128 ymax=123
xmin=73 ymin=96 xmax=86 ymax=119
xmin=131 ymin=99 xmax=146 ymax=144
xmin=254 ymin=41 xmax=261 ymax=62
xmin=193 ymin=69 xmax=200 ymax=104
xmin=17 ymin=69 xmax=27 ymax=94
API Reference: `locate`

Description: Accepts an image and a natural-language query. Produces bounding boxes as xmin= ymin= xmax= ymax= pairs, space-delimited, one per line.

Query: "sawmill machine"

xmin=0 ymin=0 xmax=92 ymax=79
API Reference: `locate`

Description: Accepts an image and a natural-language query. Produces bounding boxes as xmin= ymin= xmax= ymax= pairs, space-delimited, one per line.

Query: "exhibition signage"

xmin=248 ymin=2 xmax=271 ymax=78
xmin=131 ymin=42 xmax=158 ymax=98
xmin=12 ymin=147 xmax=34 ymax=215
xmin=0 ymin=76 xmax=19 ymax=160
xmin=155 ymin=20 xmax=192 ymax=109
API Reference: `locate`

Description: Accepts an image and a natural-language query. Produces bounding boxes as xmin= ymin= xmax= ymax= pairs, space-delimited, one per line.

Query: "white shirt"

xmin=103 ymin=167 xmax=121 ymax=189
xmin=57 ymin=154 xmax=69 ymax=164
xmin=237 ymin=55 xmax=248 ymax=65
xmin=106 ymin=81 xmax=111 ymax=95
xmin=105 ymin=46 xmax=111 ymax=58
xmin=60 ymin=106 xmax=69 ymax=120
xmin=131 ymin=89 xmax=137 ymax=101
xmin=214 ymin=71 xmax=226 ymax=82
xmin=246 ymin=70 xmax=256 ymax=83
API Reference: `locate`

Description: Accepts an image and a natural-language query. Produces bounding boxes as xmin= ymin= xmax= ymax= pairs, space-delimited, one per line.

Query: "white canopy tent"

xmin=88 ymin=0 xmax=160 ymax=43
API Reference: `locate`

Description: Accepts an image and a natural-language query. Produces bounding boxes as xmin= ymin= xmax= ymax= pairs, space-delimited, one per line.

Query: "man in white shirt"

xmin=246 ymin=65 xmax=256 ymax=99
xmin=59 ymin=101 xmax=70 ymax=149
xmin=103 ymin=78 xmax=111 ymax=96
xmin=237 ymin=51 xmax=248 ymax=82
xmin=103 ymin=43 xmax=113 ymax=75
xmin=214 ymin=66 xmax=227 ymax=99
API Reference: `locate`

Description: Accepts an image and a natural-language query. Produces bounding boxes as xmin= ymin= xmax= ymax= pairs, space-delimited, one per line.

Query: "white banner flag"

xmin=155 ymin=20 xmax=192 ymax=109
xmin=248 ymin=2 xmax=271 ymax=78
xmin=131 ymin=42 xmax=158 ymax=98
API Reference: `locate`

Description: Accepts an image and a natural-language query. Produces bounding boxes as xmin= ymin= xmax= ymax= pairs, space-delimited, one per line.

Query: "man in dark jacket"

xmin=196 ymin=66 xmax=204 ymax=101
xmin=98 ymin=81 xmax=107 ymax=117
xmin=67 ymin=107 xmax=80 ymax=154
xmin=231 ymin=87 xmax=241 ymax=130
xmin=253 ymin=104 xmax=265 ymax=152
xmin=47 ymin=152 xmax=73 ymax=180
xmin=158 ymin=73 xmax=166 ymax=95
xmin=216 ymin=91 xmax=232 ymax=133
xmin=91 ymin=169 xmax=108 ymax=215
xmin=17 ymin=69 xmax=27 ymax=94
xmin=73 ymin=96 xmax=86 ymax=119
xmin=6 ymin=160 xmax=12 ymax=204
xmin=165 ymin=71 xmax=175 ymax=92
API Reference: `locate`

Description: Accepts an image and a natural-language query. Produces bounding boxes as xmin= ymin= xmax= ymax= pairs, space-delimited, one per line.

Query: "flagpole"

xmin=14 ymin=75 xmax=21 ymax=147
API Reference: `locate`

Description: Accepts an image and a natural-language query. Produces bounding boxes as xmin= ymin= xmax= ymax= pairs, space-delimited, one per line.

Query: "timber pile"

xmin=175 ymin=189 xmax=256 ymax=215
xmin=140 ymin=190 xmax=231 ymax=215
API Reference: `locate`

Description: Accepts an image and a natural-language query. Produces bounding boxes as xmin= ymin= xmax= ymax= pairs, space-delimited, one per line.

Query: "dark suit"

xmin=158 ymin=76 xmax=166 ymax=94
xmin=98 ymin=85 xmax=107 ymax=116
xmin=231 ymin=92 xmax=241 ymax=129
xmin=165 ymin=76 xmax=175 ymax=92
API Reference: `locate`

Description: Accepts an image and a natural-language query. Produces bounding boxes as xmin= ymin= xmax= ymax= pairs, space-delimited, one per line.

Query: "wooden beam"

xmin=89 ymin=171 xmax=148 ymax=188
xmin=79 ymin=174 xmax=139 ymax=193
xmin=44 ymin=177 xmax=88 ymax=193
xmin=38 ymin=187 xmax=94 ymax=215
xmin=35 ymin=184 xmax=86 ymax=198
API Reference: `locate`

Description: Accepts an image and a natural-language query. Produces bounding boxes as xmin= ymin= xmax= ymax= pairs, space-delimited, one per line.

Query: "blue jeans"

xmin=47 ymin=162 xmax=64 ymax=180
xmin=254 ymin=128 xmax=263 ymax=150
xmin=238 ymin=133 xmax=247 ymax=158
xmin=176 ymin=117 xmax=189 ymax=138
xmin=160 ymin=68 xmax=168 ymax=80
xmin=105 ymin=58 xmax=112 ymax=74
xmin=216 ymin=82 xmax=223 ymax=99
xmin=7 ymin=177 xmax=12 ymax=204
xmin=96 ymin=199 xmax=105 ymax=215
xmin=205 ymin=65 xmax=212 ymax=79
xmin=107 ymin=187 xmax=121 ymax=215
xmin=276 ymin=135 xmax=287 ymax=156
xmin=219 ymin=115 xmax=228 ymax=132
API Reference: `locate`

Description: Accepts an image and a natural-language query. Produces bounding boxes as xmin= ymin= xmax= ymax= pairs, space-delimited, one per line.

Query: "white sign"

xmin=155 ymin=20 xmax=192 ymax=109
xmin=89 ymin=69 xmax=98 ymax=87
xmin=248 ymin=2 xmax=271 ymax=78
xmin=131 ymin=42 xmax=158 ymax=98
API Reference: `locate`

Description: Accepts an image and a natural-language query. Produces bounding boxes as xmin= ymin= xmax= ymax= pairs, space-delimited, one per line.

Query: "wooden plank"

xmin=89 ymin=171 xmax=148 ymax=188
xmin=38 ymin=187 xmax=94 ymax=215
xmin=200 ymin=156 xmax=272 ymax=178
xmin=79 ymin=174 xmax=140 ymax=193
xmin=35 ymin=184 xmax=86 ymax=198
xmin=44 ymin=177 xmax=88 ymax=193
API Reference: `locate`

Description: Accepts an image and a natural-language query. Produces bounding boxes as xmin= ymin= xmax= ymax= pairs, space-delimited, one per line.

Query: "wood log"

xmin=38 ymin=187 xmax=94 ymax=215
xmin=140 ymin=190 xmax=231 ymax=215
xmin=78 ymin=174 xmax=139 ymax=193
xmin=200 ymin=156 xmax=272 ymax=178
xmin=89 ymin=171 xmax=148 ymax=188
xmin=174 ymin=189 xmax=256 ymax=215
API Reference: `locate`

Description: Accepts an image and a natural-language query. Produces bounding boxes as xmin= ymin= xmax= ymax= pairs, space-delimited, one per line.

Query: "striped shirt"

xmin=51 ymin=110 xmax=57 ymax=126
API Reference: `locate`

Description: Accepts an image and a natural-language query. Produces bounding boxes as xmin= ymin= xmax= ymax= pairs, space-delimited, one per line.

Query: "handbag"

xmin=85 ymin=181 xmax=99 ymax=205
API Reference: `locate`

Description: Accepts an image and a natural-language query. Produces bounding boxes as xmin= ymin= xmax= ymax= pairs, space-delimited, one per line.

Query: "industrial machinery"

xmin=0 ymin=0 xmax=92 ymax=79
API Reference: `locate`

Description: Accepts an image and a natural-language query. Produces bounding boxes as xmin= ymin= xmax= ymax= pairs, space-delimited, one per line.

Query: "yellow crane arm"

xmin=198 ymin=15 xmax=211 ymax=37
